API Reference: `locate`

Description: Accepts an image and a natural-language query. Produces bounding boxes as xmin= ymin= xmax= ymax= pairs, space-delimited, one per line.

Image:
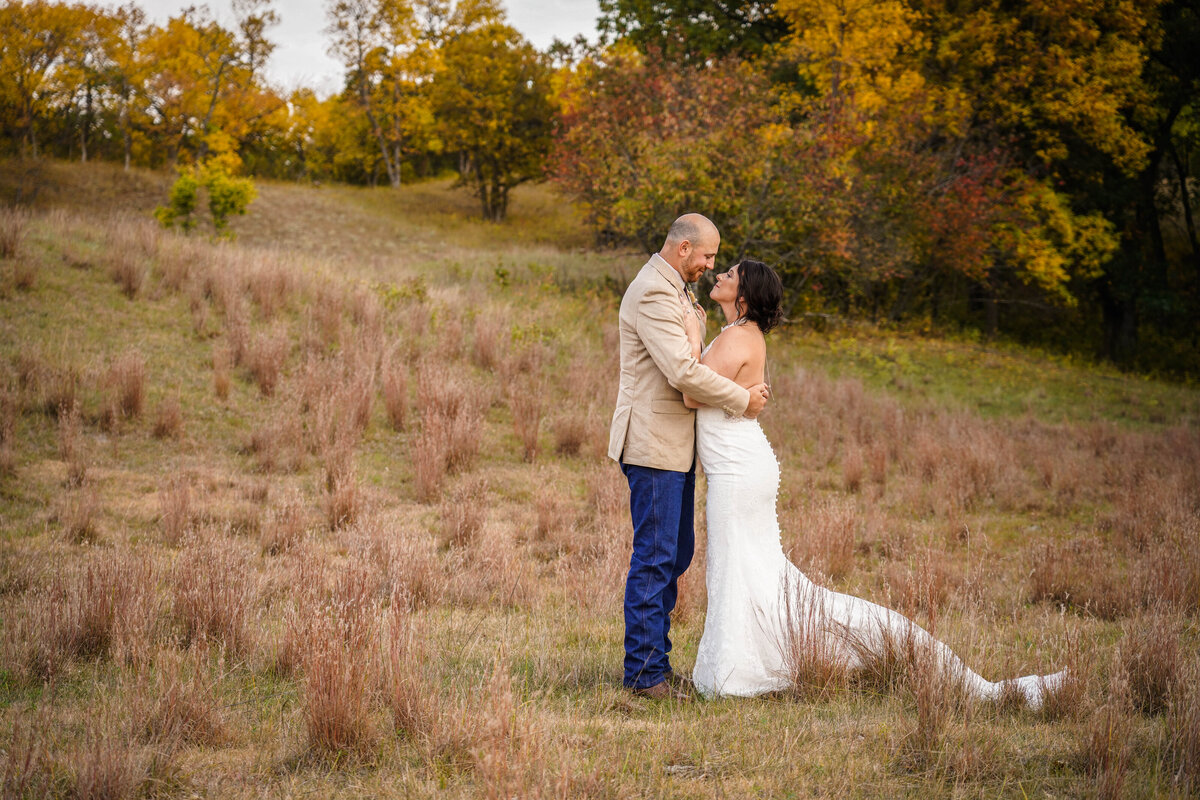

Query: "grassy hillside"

xmin=1 ymin=160 xmax=1198 ymax=798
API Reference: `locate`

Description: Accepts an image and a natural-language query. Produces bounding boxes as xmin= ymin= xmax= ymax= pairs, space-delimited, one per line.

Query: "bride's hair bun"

xmin=735 ymin=259 xmax=784 ymax=334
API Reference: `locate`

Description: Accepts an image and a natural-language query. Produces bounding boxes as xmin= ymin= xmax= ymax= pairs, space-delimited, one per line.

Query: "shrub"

xmin=155 ymin=169 xmax=200 ymax=232
xmin=206 ymin=167 xmax=257 ymax=236
xmin=156 ymin=164 xmax=256 ymax=238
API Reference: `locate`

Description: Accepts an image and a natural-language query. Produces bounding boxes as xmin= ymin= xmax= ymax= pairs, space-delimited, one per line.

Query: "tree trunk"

xmin=984 ymin=294 xmax=998 ymax=340
xmin=1098 ymin=281 xmax=1138 ymax=364
xmin=1168 ymin=139 xmax=1200 ymax=282
xmin=80 ymin=84 xmax=93 ymax=163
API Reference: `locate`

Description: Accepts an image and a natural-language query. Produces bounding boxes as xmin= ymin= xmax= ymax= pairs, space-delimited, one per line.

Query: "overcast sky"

xmin=100 ymin=0 xmax=602 ymax=95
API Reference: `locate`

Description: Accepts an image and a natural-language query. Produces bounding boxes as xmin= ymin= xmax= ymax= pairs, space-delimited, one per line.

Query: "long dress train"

xmin=692 ymin=405 xmax=1065 ymax=706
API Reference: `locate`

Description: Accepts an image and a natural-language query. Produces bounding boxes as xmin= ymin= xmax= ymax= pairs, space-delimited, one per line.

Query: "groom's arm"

xmin=636 ymin=285 xmax=750 ymax=416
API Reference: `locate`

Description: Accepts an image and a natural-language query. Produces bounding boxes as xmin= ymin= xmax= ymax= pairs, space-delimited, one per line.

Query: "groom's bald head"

xmin=664 ymin=213 xmax=717 ymax=250
xmin=660 ymin=213 xmax=720 ymax=282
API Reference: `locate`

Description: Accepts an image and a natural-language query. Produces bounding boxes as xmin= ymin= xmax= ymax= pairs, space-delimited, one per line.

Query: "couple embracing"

xmin=608 ymin=214 xmax=1066 ymax=705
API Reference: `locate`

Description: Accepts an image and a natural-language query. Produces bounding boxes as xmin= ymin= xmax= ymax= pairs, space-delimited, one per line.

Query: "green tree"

xmin=433 ymin=0 xmax=553 ymax=220
xmin=325 ymin=0 xmax=439 ymax=187
xmin=0 ymin=0 xmax=83 ymax=157
xmin=597 ymin=0 xmax=787 ymax=60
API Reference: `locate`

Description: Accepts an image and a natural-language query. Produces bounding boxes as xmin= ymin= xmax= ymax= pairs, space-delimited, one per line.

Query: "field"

xmin=1 ymin=159 xmax=1199 ymax=798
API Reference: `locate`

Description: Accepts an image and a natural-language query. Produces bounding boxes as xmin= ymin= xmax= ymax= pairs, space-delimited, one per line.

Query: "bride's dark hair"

xmin=735 ymin=259 xmax=784 ymax=334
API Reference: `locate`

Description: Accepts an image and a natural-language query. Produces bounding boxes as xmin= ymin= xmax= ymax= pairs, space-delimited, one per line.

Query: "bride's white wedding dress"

xmin=692 ymin=402 xmax=1065 ymax=707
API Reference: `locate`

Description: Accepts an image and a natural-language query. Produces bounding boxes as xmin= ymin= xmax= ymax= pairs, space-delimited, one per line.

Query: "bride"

xmin=682 ymin=259 xmax=1066 ymax=707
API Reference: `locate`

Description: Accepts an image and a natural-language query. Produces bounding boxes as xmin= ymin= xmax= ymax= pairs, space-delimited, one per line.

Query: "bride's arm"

xmin=684 ymin=328 xmax=750 ymax=408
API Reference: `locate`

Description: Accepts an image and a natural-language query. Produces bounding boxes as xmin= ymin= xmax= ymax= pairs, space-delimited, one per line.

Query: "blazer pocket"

xmin=651 ymin=399 xmax=690 ymax=415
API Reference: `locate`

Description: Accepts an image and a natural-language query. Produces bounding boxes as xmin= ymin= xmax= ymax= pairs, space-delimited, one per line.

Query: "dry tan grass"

xmin=172 ymin=535 xmax=258 ymax=657
xmin=245 ymin=399 xmax=306 ymax=473
xmin=1120 ymin=610 xmax=1179 ymax=715
xmin=11 ymin=255 xmax=37 ymax=290
xmin=107 ymin=247 xmax=146 ymax=299
xmin=1086 ymin=653 xmax=1135 ymax=800
xmin=1168 ymin=659 xmax=1200 ymax=794
xmin=261 ymin=488 xmax=308 ymax=555
xmin=885 ymin=549 xmax=957 ymax=624
xmin=152 ymin=393 xmax=184 ymax=439
xmin=0 ymin=381 xmax=14 ymax=477
xmin=778 ymin=577 xmax=852 ymax=701
xmin=0 ymin=205 xmax=29 ymax=259
xmin=142 ymin=643 xmax=228 ymax=747
xmin=439 ymin=476 xmax=488 ymax=550
xmin=323 ymin=457 xmax=363 ymax=531
xmin=298 ymin=565 xmax=381 ymax=755
xmin=55 ymin=485 xmax=101 ymax=544
xmin=508 ymin=376 xmax=544 ymax=462
xmin=246 ymin=324 xmax=290 ymax=396
xmin=211 ymin=343 xmax=231 ymax=400
xmin=57 ymin=399 xmax=87 ymax=487
xmin=472 ymin=310 xmax=507 ymax=371
xmin=158 ymin=474 xmax=194 ymax=545
xmin=381 ymin=356 xmax=409 ymax=431
xmin=789 ymin=497 xmax=857 ymax=581
xmin=70 ymin=708 xmax=150 ymax=800
xmin=247 ymin=256 xmax=295 ymax=320
xmin=105 ymin=349 xmax=147 ymax=424
xmin=14 ymin=551 xmax=160 ymax=681
xmin=6 ymin=174 xmax=1200 ymax=798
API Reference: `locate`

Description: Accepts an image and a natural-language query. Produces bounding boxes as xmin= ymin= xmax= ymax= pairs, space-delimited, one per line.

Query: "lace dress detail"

xmin=692 ymin=406 xmax=1065 ymax=705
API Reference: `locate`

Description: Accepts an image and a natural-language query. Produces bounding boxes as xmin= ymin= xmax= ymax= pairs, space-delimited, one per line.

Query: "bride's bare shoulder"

xmin=718 ymin=323 xmax=766 ymax=351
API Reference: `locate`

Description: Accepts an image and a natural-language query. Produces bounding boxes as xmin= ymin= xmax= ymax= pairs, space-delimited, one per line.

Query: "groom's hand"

xmin=744 ymin=382 xmax=770 ymax=419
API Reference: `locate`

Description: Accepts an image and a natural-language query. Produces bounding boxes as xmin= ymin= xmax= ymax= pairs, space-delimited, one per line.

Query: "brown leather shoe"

xmin=631 ymin=680 xmax=691 ymax=702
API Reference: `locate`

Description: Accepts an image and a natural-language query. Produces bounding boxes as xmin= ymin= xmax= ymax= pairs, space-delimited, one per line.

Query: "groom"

xmin=608 ymin=213 xmax=770 ymax=699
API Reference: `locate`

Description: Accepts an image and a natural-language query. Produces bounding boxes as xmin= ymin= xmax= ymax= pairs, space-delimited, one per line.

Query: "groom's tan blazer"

xmin=608 ymin=254 xmax=751 ymax=472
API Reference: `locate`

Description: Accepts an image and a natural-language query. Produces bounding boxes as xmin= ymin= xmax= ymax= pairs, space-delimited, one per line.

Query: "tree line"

xmin=2 ymin=0 xmax=1198 ymax=374
xmin=0 ymin=0 xmax=550 ymax=220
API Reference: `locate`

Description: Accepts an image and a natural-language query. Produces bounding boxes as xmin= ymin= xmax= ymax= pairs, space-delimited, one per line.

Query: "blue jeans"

xmin=621 ymin=462 xmax=695 ymax=689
